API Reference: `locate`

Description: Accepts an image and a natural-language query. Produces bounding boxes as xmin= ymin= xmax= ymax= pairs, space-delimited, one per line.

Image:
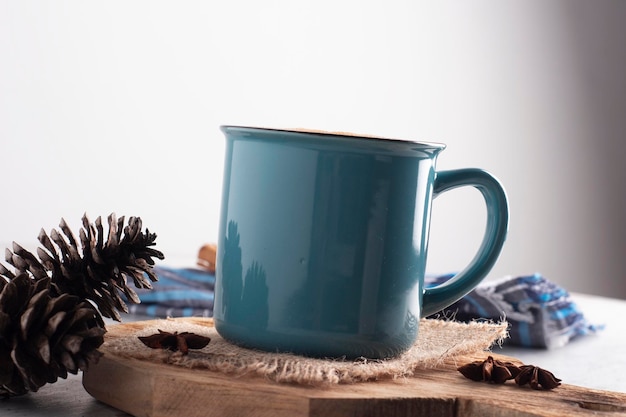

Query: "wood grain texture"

xmin=82 ymin=318 xmax=626 ymax=417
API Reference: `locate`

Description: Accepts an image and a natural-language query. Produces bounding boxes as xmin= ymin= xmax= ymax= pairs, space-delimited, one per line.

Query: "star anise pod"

xmin=138 ymin=330 xmax=210 ymax=355
xmin=515 ymin=365 xmax=561 ymax=390
xmin=457 ymin=355 xmax=521 ymax=384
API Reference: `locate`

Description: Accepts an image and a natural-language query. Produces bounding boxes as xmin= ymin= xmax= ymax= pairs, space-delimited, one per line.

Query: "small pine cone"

xmin=0 ymin=273 xmax=106 ymax=397
xmin=2 ymin=213 xmax=165 ymax=321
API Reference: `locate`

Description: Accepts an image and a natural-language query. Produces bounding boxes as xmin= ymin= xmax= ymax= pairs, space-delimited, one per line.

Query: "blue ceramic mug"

xmin=215 ymin=126 xmax=508 ymax=359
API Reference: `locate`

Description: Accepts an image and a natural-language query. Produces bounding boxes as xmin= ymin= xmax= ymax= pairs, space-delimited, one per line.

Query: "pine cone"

xmin=0 ymin=273 xmax=105 ymax=397
xmin=1 ymin=213 xmax=165 ymax=321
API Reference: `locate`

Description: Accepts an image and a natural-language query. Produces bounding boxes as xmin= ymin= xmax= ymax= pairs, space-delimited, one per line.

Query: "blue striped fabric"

xmin=128 ymin=267 xmax=601 ymax=348
xmin=127 ymin=265 xmax=214 ymax=318
xmin=425 ymin=273 xmax=603 ymax=348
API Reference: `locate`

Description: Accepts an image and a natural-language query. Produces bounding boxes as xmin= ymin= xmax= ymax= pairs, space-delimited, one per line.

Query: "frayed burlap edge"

xmin=103 ymin=318 xmax=508 ymax=387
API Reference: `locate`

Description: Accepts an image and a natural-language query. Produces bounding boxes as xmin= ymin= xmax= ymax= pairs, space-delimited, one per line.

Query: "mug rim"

xmin=220 ymin=125 xmax=446 ymax=150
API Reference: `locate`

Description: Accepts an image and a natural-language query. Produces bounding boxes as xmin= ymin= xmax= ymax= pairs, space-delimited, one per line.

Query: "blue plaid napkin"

xmin=425 ymin=273 xmax=602 ymax=348
xmin=127 ymin=265 xmax=214 ymax=318
xmin=129 ymin=267 xmax=600 ymax=349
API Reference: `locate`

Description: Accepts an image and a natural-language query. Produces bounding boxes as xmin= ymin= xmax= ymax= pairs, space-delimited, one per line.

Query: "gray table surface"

xmin=2 ymin=293 xmax=624 ymax=416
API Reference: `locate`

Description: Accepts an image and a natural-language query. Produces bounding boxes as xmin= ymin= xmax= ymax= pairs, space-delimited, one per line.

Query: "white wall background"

xmin=1 ymin=1 xmax=625 ymax=298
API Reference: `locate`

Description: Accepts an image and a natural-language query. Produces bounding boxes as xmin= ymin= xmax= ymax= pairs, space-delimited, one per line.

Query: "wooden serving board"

xmin=83 ymin=318 xmax=626 ymax=417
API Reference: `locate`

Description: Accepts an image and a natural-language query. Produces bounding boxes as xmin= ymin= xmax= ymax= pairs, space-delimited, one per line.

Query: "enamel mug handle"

xmin=421 ymin=168 xmax=509 ymax=317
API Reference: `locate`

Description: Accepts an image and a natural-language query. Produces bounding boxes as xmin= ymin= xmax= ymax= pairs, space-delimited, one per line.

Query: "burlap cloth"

xmin=104 ymin=318 xmax=508 ymax=386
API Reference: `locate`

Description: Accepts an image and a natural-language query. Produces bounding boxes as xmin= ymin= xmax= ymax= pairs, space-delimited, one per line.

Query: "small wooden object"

xmin=83 ymin=318 xmax=626 ymax=417
xmin=196 ymin=244 xmax=217 ymax=273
